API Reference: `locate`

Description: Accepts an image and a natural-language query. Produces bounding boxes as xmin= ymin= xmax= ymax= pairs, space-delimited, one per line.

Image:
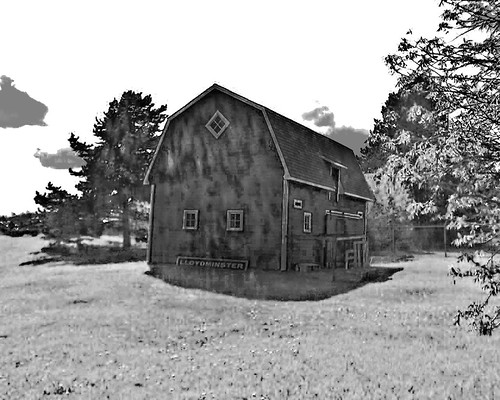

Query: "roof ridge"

xmin=211 ymin=83 xmax=267 ymax=111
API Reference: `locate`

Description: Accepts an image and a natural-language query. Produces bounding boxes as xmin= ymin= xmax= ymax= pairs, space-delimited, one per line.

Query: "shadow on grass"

xmin=19 ymin=244 xmax=146 ymax=266
xmin=147 ymin=264 xmax=404 ymax=301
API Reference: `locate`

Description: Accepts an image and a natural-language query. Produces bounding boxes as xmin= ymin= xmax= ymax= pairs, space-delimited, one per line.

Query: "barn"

xmin=143 ymin=84 xmax=374 ymax=271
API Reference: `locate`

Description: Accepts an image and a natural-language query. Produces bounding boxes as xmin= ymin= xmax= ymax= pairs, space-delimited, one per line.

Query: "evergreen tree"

xmin=69 ymin=91 xmax=167 ymax=248
xmin=34 ymin=182 xmax=82 ymax=242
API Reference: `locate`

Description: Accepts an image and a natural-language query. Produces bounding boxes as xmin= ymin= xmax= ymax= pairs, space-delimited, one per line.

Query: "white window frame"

xmin=326 ymin=210 xmax=363 ymax=220
xmin=226 ymin=210 xmax=244 ymax=232
xmin=183 ymin=209 xmax=199 ymax=230
xmin=205 ymin=110 xmax=230 ymax=139
xmin=344 ymin=212 xmax=363 ymax=220
xmin=303 ymin=212 xmax=312 ymax=233
xmin=293 ymin=199 xmax=303 ymax=209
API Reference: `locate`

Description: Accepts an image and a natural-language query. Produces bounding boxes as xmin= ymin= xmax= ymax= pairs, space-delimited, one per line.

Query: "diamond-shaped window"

xmin=205 ymin=110 xmax=229 ymax=139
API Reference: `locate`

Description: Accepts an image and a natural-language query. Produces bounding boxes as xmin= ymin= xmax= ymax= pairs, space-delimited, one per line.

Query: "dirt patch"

xmin=149 ymin=264 xmax=403 ymax=301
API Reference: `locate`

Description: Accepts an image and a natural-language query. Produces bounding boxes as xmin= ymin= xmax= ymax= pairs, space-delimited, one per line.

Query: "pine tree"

xmin=69 ymin=91 xmax=167 ymax=248
xmin=34 ymin=182 xmax=82 ymax=242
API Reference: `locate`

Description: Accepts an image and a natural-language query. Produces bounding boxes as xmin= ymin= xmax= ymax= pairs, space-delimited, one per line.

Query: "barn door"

xmin=325 ymin=239 xmax=336 ymax=268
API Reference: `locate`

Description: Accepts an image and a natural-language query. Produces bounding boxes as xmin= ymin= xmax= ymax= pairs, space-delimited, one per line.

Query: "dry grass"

xmin=1 ymin=235 xmax=500 ymax=399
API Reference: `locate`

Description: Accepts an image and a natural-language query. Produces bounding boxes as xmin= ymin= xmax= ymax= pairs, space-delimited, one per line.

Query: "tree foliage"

xmin=34 ymin=182 xmax=83 ymax=242
xmin=365 ymin=173 xmax=413 ymax=253
xmin=361 ymin=79 xmax=457 ymax=222
xmin=360 ymin=83 xmax=437 ymax=174
xmin=366 ymin=173 xmax=413 ymax=222
xmin=69 ymin=91 xmax=167 ymax=248
xmin=0 ymin=212 xmax=43 ymax=237
xmin=382 ymin=0 xmax=500 ymax=334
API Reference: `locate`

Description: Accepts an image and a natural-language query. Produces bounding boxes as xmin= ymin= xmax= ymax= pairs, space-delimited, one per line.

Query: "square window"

xmin=303 ymin=212 xmax=312 ymax=233
xmin=206 ymin=110 xmax=230 ymax=139
xmin=227 ymin=210 xmax=244 ymax=231
xmin=293 ymin=199 xmax=303 ymax=209
xmin=183 ymin=210 xmax=199 ymax=230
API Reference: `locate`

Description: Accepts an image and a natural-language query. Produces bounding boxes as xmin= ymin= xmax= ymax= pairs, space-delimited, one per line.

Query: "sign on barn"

xmin=177 ymin=256 xmax=248 ymax=270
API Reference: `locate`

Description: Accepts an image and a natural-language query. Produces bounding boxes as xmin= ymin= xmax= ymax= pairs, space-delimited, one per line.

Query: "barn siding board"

xmin=287 ymin=181 xmax=366 ymax=268
xmin=150 ymin=90 xmax=284 ymax=269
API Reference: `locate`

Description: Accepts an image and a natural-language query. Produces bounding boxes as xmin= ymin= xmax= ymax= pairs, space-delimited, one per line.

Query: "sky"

xmin=0 ymin=0 xmax=443 ymax=216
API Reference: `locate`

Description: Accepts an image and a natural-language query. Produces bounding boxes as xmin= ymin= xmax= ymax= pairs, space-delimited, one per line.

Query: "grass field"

xmin=1 ymin=235 xmax=500 ymax=399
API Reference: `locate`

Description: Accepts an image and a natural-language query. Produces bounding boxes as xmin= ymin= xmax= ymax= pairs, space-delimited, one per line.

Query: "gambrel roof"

xmin=144 ymin=84 xmax=374 ymax=202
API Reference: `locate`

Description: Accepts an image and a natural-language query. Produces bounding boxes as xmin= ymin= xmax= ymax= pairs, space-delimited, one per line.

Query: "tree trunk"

xmin=391 ymin=217 xmax=396 ymax=257
xmin=122 ymin=200 xmax=131 ymax=249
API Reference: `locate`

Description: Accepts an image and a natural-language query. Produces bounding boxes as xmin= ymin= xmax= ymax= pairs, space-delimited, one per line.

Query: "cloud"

xmin=301 ymin=106 xmax=335 ymax=129
xmin=302 ymin=105 xmax=368 ymax=156
xmin=0 ymin=75 xmax=48 ymax=128
xmin=326 ymin=126 xmax=369 ymax=156
xmin=34 ymin=148 xmax=85 ymax=169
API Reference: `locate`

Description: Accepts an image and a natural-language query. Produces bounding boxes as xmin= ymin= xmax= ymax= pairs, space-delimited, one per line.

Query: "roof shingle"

xmin=264 ymin=108 xmax=374 ymax=201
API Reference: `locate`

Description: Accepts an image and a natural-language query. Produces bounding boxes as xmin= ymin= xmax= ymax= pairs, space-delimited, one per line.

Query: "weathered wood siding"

xmin=149 ymin=90 xmax=284 ymax=269
xmin=287 ymin=181 xmax=366 ymax=268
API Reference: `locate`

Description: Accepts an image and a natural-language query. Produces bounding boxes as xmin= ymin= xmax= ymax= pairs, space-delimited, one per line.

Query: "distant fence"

xmin=367 ymin=223 xmax=467 ymax=257
xmin=289 ymin=223 xmax=485 ymax=263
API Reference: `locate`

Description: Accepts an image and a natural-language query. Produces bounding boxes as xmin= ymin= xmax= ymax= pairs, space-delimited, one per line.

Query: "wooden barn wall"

xmin=149 ymin=90 xmax=284 ymax=269
xmin=287 ymin=181 xmax=366 ymax=268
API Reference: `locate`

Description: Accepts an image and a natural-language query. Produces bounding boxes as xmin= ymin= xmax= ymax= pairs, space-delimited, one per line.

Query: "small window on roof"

xmin=206 ymin=110 xmax=229 ymax=139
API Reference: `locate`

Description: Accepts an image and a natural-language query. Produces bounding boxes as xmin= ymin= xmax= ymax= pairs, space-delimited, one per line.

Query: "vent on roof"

xmin=205 ymin=110 xmax=229 ymax=139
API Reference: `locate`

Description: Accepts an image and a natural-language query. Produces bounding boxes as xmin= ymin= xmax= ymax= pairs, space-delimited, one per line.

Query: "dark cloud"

xmin=326 ymin=126 xmax=369 ymax=156
xmin=301 ymin=106 xmax=335 ymax=129
xmin=0 ymin=75 xmax=48 ymax=128
xmin=34 ymin=148 xmax=85 ymax=169
xmin=302 ymin=105 xmax=368 ymax=156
